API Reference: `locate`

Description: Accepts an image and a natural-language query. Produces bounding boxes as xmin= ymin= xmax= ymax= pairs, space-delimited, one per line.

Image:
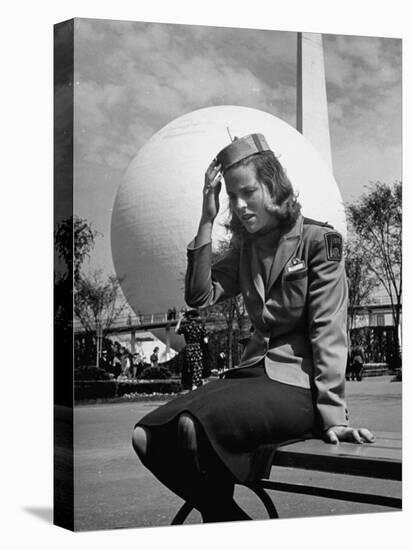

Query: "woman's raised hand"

xmin=202 ymin=158 xmax=223 ymax=223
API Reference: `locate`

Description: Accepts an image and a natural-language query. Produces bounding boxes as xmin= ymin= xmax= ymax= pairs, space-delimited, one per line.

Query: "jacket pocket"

xmin=284 ymin=267 xmax=308 ymax=281
xmin=283 ymin=269 xmax=308 ymax=307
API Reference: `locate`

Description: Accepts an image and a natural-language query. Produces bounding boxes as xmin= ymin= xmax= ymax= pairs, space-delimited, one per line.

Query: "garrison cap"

xmin=216 ymin=133 xmax=271 ymax=171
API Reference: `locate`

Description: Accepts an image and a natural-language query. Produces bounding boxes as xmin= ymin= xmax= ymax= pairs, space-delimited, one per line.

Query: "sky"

xmin=63 ymin=18 xmax=402 ymax=278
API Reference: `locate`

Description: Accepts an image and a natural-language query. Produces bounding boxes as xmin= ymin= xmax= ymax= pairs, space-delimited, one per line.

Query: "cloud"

xmin=324 ymin=34 xmax=401 ymax=187
xmin=325 ymin=33 xmax=401 ymax=156
xmin=74 ymin=19 xmax=297 ymax=171
xmin=72 ymin=19 xmax=401 ymax=203
xmin=334 ymin=139 xmax=401 ymax=204
xmin=325 ymin=35 xmax=401 ymax=91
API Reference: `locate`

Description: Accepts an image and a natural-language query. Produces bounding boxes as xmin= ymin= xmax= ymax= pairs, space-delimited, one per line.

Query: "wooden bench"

xmin=171 ymin=432 xmax=402 ymax=523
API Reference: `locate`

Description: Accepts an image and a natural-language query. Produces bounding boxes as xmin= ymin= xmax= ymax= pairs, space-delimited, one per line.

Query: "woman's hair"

xmin=224 ymin=150 xmax=301 ymax=236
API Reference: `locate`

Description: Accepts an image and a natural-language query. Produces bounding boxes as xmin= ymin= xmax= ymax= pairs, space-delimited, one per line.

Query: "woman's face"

xmin=225 ymin=164 xmax=276 ymax=234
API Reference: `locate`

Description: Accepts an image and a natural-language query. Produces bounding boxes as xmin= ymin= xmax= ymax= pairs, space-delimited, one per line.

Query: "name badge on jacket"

xmin=287 ymin=258 xmax=306 ymax=273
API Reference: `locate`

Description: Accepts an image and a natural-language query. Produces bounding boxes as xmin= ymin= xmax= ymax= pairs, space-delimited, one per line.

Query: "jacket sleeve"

xmin=185 ymin=239 xmax=241 ymax=308
xmin=307 ymin=231 xmax=349 ymax=430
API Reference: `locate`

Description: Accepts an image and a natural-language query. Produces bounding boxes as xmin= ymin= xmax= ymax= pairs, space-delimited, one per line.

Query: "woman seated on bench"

xmin=132 ymin=133 xmax=375 ymax=523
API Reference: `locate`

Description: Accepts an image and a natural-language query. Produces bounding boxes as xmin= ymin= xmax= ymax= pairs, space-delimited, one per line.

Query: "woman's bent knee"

xmin=177 ymin=413 xmax=205 ymax=474
xmin=132 ymin=426 xmax=149 ymax=461
xmin=177 ymin=413 xmax=198 ymax=452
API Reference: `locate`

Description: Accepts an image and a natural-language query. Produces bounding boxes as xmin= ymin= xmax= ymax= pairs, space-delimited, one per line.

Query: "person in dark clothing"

xmin=216 ymin=351 xmax=226 ymax=372
xmin=175 ymin=310 xmax=206 ymax=390
xmin=345 ymin=351 xmax=353 ymax=381
xmin=112 ymin=353 xmax=122 ymax=378
xmin=351 ymin=343 xmax=365 ymax=381
xmin=150 ymin=347 xmax=160 ymax=368
xmin=201 ymin=329 xmax=211 ymax=379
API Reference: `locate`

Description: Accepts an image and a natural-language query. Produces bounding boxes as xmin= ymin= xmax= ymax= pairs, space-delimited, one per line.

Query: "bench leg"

xmin=248 ymin=485 xmax=279 ymax=519
xmin=171 ymin=501 xmax=194 ymax=525
xmin=171 ymin=486 xmax=279 ymax=524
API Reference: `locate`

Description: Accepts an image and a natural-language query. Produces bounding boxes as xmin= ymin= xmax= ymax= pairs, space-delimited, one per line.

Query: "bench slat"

xmin=259 ymin=480 xmax=402 ymax=509
xmin=273 ymin=451 xmax=401 ymax=480
xmin=272 ymin=433 xmax=402 ymax=481
xmin=276 ymin=440 xmax=401 ymax=459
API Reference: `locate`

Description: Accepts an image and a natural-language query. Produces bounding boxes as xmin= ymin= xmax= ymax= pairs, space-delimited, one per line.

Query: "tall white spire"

xmin=296 ymin=32 xmax=333 ymax=172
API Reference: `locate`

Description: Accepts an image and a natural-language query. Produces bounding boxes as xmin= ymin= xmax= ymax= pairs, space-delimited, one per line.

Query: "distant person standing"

xmin=112 ymin=353 xmax=122 ymax=378
xmin=201 ymin=326 xmax=211 ymax=378
xmin=132 ymin=352 xmax=142 ymax=379
xmin=150 ymin=347 xmax=160 ymax=368
xmin=176 ymin=309 xmax=206 ymax=390
xmin=217 ymin=351 xmax=226 ymax=372
xmin=121 ymin=350 xmax=132 ymax=379
xmin=345 ymin=351 xmax=353 ymax=381
xmin=99 ymin=349 xmax=109 ymax=371
xmin=351 ymin=342 xmax=365 ymax=381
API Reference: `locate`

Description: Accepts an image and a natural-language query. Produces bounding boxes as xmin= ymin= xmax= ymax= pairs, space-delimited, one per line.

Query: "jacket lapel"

xmin=249 ymin=241 xmax=266 ymax=303
xmin=267 ymin=215 xmax=303 ymax=292
xmin=241 ymin=239 xmax=265 ymax=304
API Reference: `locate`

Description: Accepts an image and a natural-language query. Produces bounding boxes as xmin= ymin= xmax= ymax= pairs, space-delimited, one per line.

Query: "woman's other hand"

xmin=175 ymin=317 xmax=182 ymax=333
xmin=324 ymin=426 xmax=376 ymax=445
xmin=202 ymin=159 xmax=223 ymax=223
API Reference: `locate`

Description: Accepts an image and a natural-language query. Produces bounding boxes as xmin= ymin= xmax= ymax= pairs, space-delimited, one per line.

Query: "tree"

xmin=54 ymin=215 xmax=102 ymax=399
xmin=346 ymin=181 xmax=402 ymax=368
xmin=55 ymin=215 xmax=101 ymax=330
xmin=74 ymin=270 xmax=127 ymax=333
xmin=74 ymin=268 xmax=128 ymax=369
xmin=55 ymin=215 xmax=127 ymax=367
xmin=344 ymin=237 xmax=379 ymax=332
xmin=55 ymin=215 xmax=100 ymax=282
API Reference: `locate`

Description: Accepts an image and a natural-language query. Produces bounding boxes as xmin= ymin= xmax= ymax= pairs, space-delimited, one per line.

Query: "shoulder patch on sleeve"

xmin=303 ymin=217 xmax=334 ymax=229
xmin=324 ymin=232 xmax=343 ymax=261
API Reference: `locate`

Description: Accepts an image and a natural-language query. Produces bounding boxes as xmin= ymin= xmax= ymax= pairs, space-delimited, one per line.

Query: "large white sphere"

xmin=111 ymin=105 xmax=346 ymax=315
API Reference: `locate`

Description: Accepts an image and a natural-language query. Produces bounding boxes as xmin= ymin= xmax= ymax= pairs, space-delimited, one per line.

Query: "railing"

xmin=74 ymin=311 xmax=178 ymax=333
xmin=352 ymin=297 xmax=401 ymax=310
xmin=373 ymin=296 xmax=390 ymax=305
xmin=72 ymin=299 xmax=399 ymax=334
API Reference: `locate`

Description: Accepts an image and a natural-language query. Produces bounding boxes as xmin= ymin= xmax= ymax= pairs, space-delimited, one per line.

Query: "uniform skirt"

xmin=135 ymin=363 xmax=317 ymax=496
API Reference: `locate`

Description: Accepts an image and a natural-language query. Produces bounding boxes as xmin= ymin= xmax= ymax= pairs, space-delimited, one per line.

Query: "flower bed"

xmin=75 ymin=378 xmax=183 ymax=402
xmin=117 ymin=379 xmax=182 ymax=396
xmin=119 ymin=392 xmax=180 ymax=402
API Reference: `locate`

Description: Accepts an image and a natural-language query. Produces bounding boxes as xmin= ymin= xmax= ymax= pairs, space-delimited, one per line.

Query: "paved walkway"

xmin=73 ymin=376 xmax=401 ymax=531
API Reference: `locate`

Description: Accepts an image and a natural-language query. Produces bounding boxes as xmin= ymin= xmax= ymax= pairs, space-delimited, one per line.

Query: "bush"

xmin=75 ymin=380 xmax=117 ymax=400
xmin=139 ymin=366 xmax=171 ymax=380
xmin=74 ymin=379 xmax=184 ymax=401
xmin=162 ymin=352 xmax=184 ymax=376
xmin=75 ymin=366 xmax=112 ymax=381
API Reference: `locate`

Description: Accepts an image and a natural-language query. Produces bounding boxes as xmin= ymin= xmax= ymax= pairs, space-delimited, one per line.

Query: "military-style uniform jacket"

xmin=185 ymin=214 xmax=349 ymax=431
